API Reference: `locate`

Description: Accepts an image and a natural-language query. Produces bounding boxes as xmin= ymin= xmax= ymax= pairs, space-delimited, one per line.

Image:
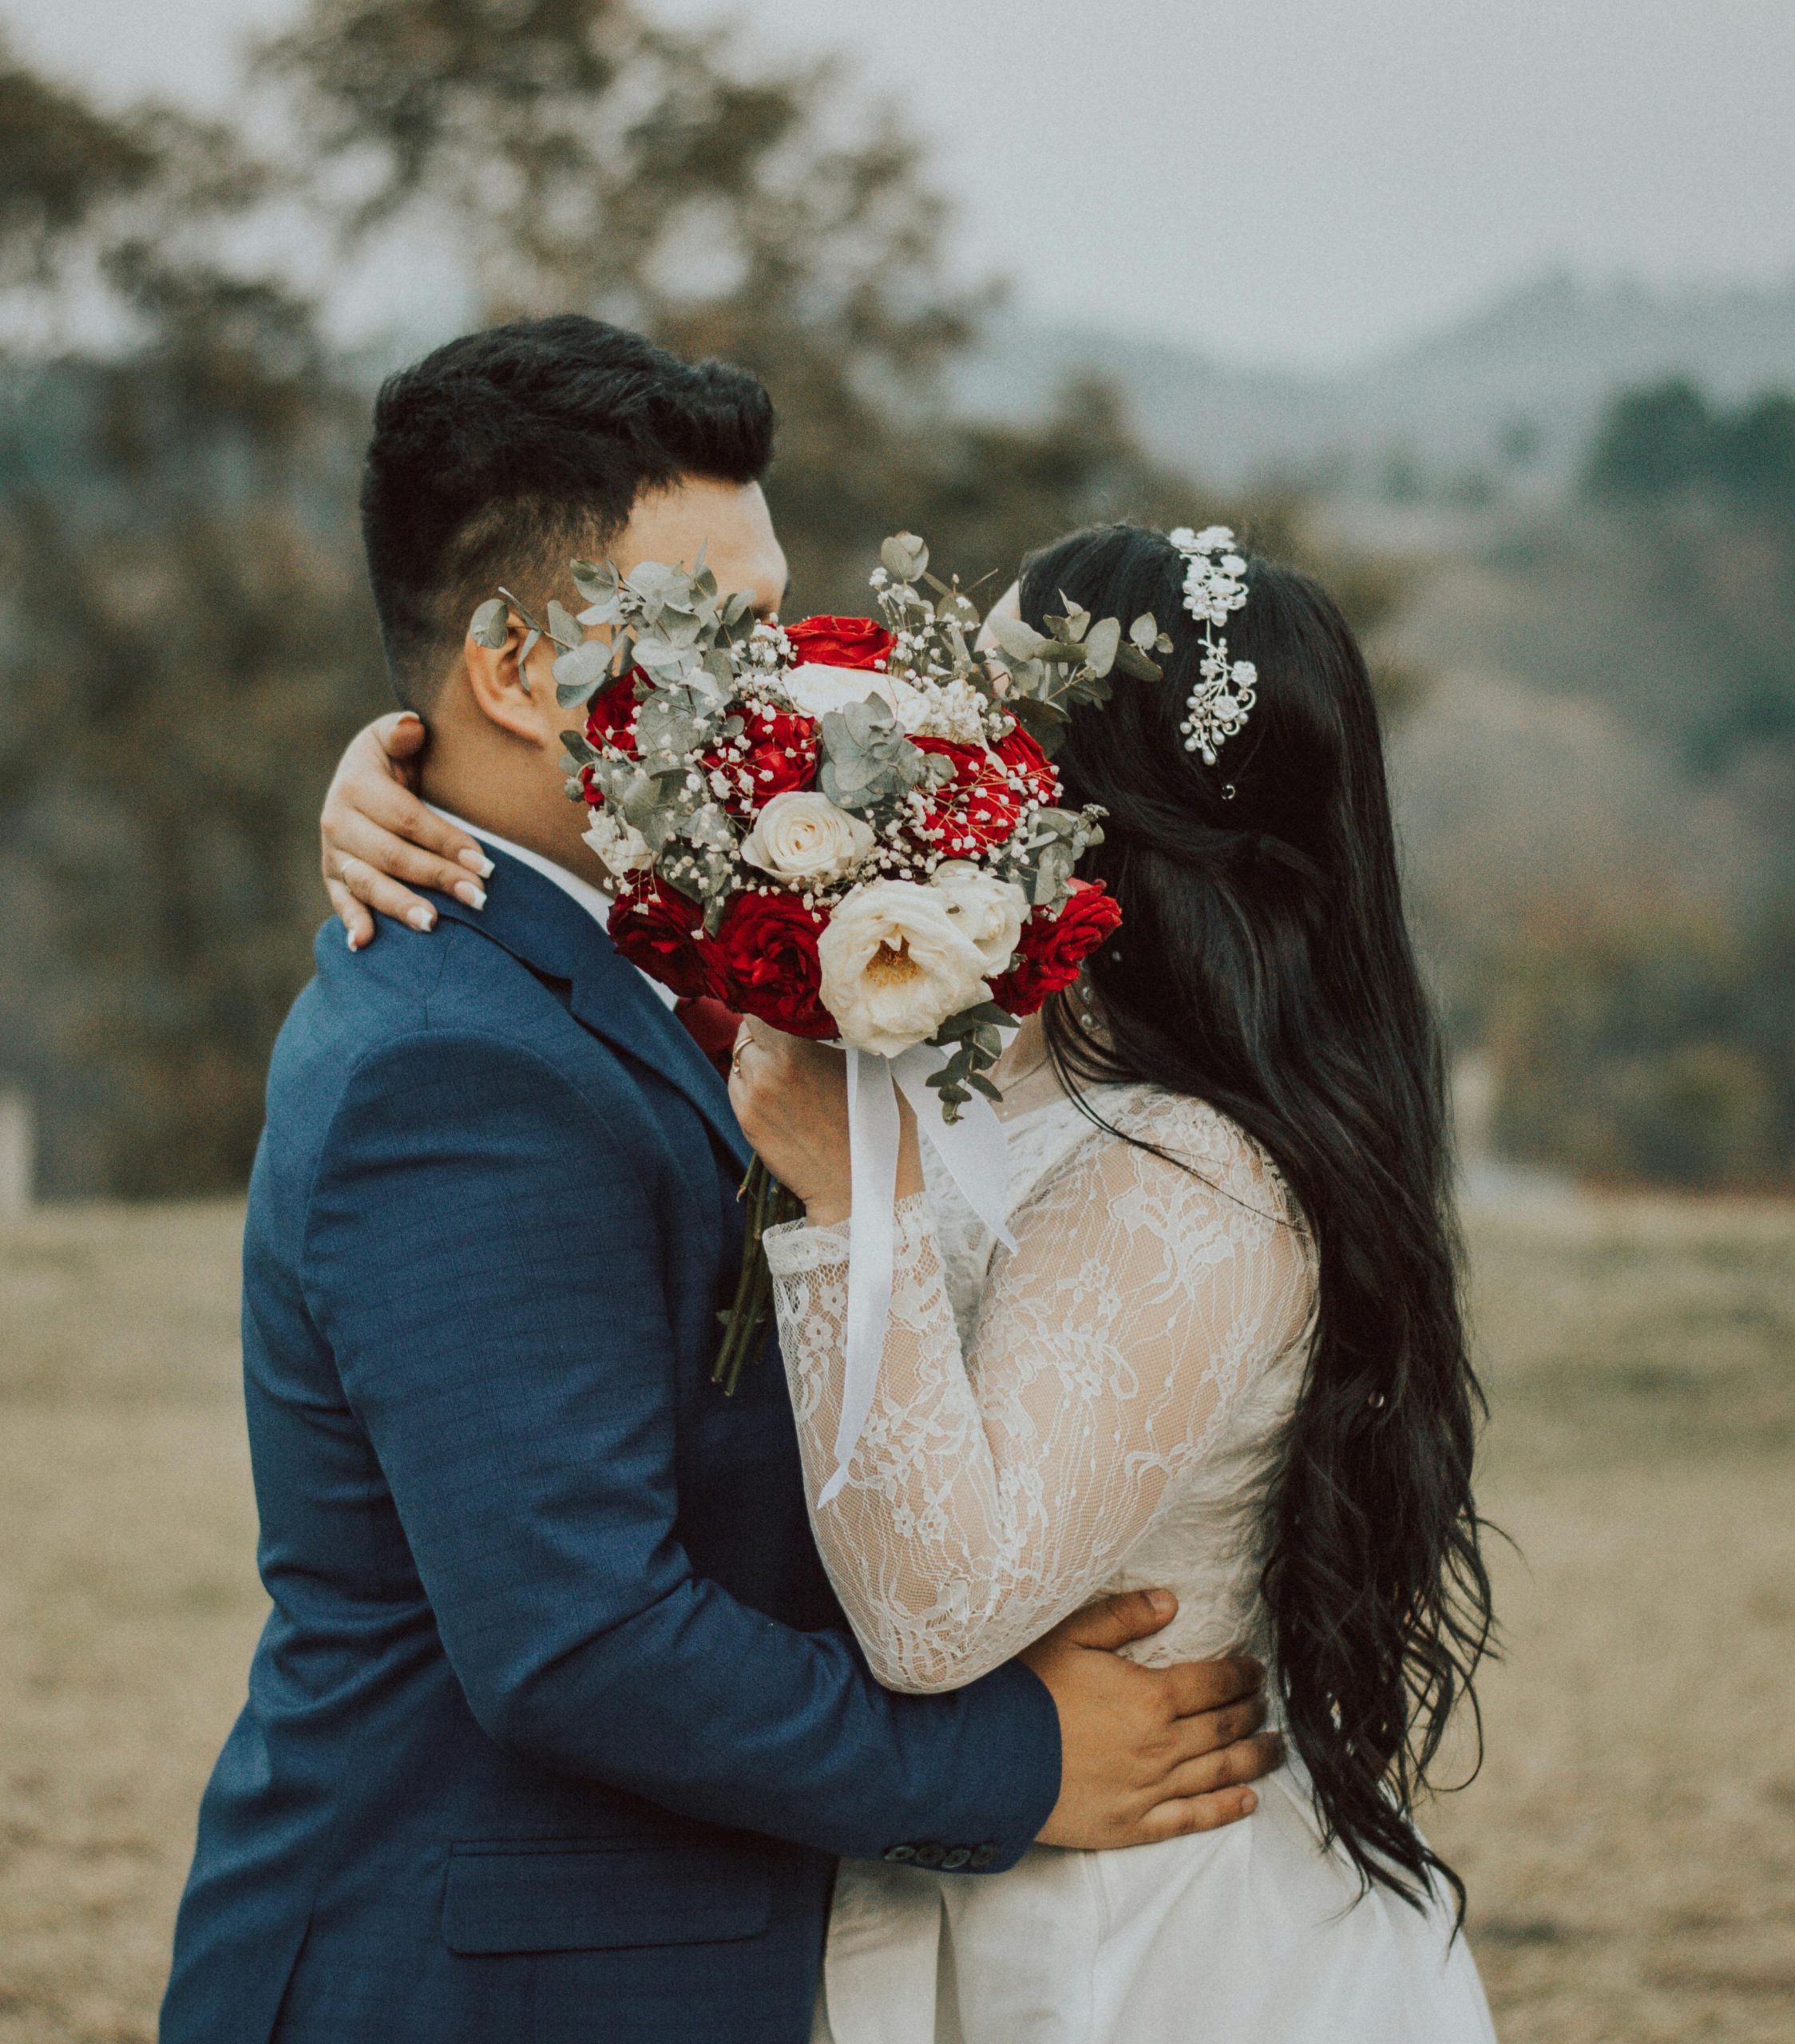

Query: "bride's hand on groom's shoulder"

xmin=320 ymin=713 xmax=492 ymax=949
xmin=1024 ymin=1590 xmax=1284 ymax=1852
xmin=728 ymin=1020 xmax=924 ymax=1227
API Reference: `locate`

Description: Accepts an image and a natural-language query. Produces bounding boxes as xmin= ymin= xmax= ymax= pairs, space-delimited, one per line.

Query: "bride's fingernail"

xmin=455 ymin=882 xmax=487 ymax=910
xmin=409 ymin=907 xmax=435 ymax=932
xmin=458 ymin=849 xmax=495 ymax=878
xmin=346 ymin=930 xmax=360 ymax=952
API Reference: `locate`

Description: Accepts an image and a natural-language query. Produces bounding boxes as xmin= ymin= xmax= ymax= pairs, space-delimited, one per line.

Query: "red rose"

xmin=993 ymin=724 xmax=1060 ymax=810
xmin=706 ymin=890 xmax=837 ymax=1039
xmin=785 ymin=614 xmax=896 ymax=671
xmin=701 ymin=703 xmax=820 ymax=815
xmin=911 ymin=738 xmax=1024 ymax=856
xmin=606 ymin=877 xmax=710 ymax=1000
xmin=585 ymin=674 xmax=640 ymax=756
xmin=990 ymin=879 xmax=1123 ymax=1017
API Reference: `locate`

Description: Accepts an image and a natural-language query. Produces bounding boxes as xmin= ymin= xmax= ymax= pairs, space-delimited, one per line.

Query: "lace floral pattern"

xmin=763 ymin=1086 xmax=1318 ymax=1693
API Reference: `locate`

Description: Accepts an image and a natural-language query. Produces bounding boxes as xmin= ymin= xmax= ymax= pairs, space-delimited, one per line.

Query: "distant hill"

xmin=957 ymin=273 xmax=1795 ymax=491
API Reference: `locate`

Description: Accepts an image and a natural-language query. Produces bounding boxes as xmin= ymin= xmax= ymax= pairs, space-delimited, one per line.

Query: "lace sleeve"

xmin=762 ymin=1096 xmax=1317 ymax=1693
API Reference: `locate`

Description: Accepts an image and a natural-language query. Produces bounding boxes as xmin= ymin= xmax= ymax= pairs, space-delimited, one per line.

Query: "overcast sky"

xmin=6 ymin=0 xmax=1793 ymax=370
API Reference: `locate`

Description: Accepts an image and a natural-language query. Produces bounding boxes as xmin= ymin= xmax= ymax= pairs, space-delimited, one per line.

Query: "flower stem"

xmin=714 ymin=1156 xmax=795 ymax=1394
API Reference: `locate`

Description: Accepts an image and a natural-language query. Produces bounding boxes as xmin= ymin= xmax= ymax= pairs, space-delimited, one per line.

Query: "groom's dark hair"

xmin=361 ymin=315 xmax=776 ymax=706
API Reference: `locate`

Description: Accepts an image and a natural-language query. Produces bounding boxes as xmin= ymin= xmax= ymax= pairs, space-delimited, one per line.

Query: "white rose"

xmin=582 ymin=805 xmax=652 ymax=881
xmin=781 ymin=661 xmax=929 ymax=732
xmin=817 ymin=879 xmax=992 ymax=1057
xmin=928 ymin=861 xmax=1028 ymax=972
xmin=739 ymin=790 xmax=874 ymax=886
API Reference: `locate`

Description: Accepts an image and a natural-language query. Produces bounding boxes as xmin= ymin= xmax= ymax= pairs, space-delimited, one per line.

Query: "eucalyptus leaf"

xmin=553 ymin=638 xmax=613 ymax=707
xmin=470 ymin=597 xmax=509 ymax=649
xmin=985 ymin=613 xmax=1048 ymax=662
xmin=1008 ymin=694 xmax=1066 ymax=755
xmin=545 ymin=600 xmax=583 ymax=651
xmin=1032 ymin=845 xmax=1074 ymax=904
xmin=1084 ymin=616 xmax=1121 ymax=679
xmin=1112 ymin=644 xmax=1164 ymax=683
xmin=880 ymin=532 xmax=929 ymax=583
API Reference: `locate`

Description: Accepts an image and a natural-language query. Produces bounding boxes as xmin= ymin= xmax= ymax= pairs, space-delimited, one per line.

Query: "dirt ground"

xmin=1 ymin=1194 xmax=1791 ymax=2042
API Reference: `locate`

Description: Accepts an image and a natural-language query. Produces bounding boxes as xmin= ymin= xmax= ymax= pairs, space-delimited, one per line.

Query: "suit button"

xmin=911 ymin=1842 xmax=947 ymax=1868
xmin=968 ymin=1844 xmax=999 ymax=1871
xmin=882 ymin=1844 xmax=919 ymax=1864
xmin=939 ymin=1847 xmax=973 ymax=1871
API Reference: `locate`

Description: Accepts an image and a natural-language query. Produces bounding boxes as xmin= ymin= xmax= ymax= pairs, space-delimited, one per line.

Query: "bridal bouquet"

xmin=474 ymin=535 xmax=1169 ymax=1396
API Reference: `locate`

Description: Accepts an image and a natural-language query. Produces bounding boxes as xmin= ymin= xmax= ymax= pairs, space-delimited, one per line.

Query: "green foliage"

xmin=1488 ymin=897 xmax=1793 ymax=1190
xmin=1587 ymin=376 xmax=1795 ymax=518
xmin=0 ymin=2 xmax=1419 ymax=1195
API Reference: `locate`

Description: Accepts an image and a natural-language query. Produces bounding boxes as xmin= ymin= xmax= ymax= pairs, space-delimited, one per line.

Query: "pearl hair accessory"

xmin=1168 ymin=525 xmax=1258 ymax=765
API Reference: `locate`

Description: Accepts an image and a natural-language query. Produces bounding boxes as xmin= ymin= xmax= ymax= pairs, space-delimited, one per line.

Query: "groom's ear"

xmin=462 ymin=613 xmax=557 ymax=747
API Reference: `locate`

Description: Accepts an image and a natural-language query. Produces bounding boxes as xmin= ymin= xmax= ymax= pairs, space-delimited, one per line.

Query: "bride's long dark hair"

xmin=1021 ymin=523 xmax=1493 ymax=1917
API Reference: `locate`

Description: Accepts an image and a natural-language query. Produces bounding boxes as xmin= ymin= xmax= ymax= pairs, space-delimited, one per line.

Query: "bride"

xmin=732 ymin=524 xmax=1496 ymax=2043
xmin=322 ymin=521 xmax=1497 ymax=2042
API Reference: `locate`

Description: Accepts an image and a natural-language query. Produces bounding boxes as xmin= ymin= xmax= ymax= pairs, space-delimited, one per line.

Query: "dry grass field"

xmin=1 ymin=1194 xmax=1792 ymax=2043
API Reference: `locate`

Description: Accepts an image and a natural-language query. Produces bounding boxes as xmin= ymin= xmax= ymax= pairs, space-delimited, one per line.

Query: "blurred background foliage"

xmin=0 ymin=0 xmax=1789 ymax=1198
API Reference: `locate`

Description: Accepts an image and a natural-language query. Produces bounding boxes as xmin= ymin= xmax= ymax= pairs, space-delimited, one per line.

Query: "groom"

xmin=161 ymin=317 xmax=1279 ymax=2044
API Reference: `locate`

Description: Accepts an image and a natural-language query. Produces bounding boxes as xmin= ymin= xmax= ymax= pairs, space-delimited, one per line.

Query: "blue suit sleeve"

xmin=301 ymin=1029 xmax=1061 ymax=1867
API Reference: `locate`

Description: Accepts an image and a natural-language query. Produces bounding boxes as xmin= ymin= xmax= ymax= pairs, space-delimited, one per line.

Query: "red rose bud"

xmin=701 ymin=703 xmax=821 ymax=815
xmin=990 ymin=879 xmax=1123 ymax=1017
xmin=911 ymin=738 xmax=1025 ymax=856
xmin=784 ymin=614 xmax=897 ymax=671
xmin=585 ymin=675 xmax=640 ymax=757
xmin=706 ymin=891 xmax=838 ymax=1039
xmin=993 ymin=724 xmax=1060 ymax=809
xmin=607 ymin=877 xmax=710 ymax=1000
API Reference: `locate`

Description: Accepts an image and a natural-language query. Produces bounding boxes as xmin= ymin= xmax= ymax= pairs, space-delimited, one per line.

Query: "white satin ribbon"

xmin=819 ymin=1045 xmax=1016 ymax=1508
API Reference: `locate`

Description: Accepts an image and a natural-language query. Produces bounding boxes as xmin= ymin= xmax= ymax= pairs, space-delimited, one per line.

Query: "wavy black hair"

xmin=1020 ymin=522 xmax=1494 ymax=1918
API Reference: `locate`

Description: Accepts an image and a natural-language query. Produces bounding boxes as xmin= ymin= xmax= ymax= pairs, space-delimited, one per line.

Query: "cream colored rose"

xmin=928 ymin=861 xmax=1029 ymax=972
xmin=781 ymin=661 xmax=928 ymax=731
xmin=582 ymin=805 xmax=652 ymax=881
xmin=739 ymin=790 xmax=874 ymax=886
xmin=817 ymin=879 xmax=992 ymax=1057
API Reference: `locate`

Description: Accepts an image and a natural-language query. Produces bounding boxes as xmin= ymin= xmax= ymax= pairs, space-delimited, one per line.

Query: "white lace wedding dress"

xmin=763 ymin=1081 xmax=1496 ymax=2044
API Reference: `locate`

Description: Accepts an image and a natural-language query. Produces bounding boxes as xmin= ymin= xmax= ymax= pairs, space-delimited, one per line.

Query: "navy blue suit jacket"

xmin=160 ymin=846 xmax=1060 ymax=2044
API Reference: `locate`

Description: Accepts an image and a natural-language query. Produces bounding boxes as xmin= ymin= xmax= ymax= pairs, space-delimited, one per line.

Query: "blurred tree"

xmin=2 ymin=4 xmax=1419 ymax=1194
xmin=1584 ymin=378 xmax=1715 ymax=502
xmin=1487 ymin=898 xmax=1783 ymax=1190
xmin=1579 ymin=376 xmax=1795 ymax=771
xmin=261 ymin=0 xmax=1410 ymax=655
xmin=0 ymin=57 xmax=386 ymax=1194
xmin=1714 ymin=393 xmax=1795 ymax=519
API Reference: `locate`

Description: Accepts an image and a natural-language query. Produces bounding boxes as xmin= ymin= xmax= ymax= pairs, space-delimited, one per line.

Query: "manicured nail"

xmin=395 ymin=711 xmax=423 ymax=727
xmin=458 ymin=849 xmax=495 ymax=878
xmin=409 ymin=907 xmax=435 ymax=932
xmin=1147 ymin=1589 xmax=1175 ymax=1617
xmin=454 ymin=882 xmax=487 ymax=910
xmin=346 ymin=931 xmax=360 ymax=952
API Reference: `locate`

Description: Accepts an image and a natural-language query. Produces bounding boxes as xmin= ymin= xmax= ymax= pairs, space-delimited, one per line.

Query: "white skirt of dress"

xmin=812 ymin=1758 xmax=1496 ymax=2044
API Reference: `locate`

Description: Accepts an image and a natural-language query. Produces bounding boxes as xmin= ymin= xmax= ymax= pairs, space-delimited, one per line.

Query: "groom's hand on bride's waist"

xmin=1023 ymin=1589 xmax=1283 ymax=1851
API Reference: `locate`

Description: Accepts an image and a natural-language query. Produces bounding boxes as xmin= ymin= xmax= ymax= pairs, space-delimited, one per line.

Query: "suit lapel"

xmin=430 ymin=846 xmax=752 ymax=1177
